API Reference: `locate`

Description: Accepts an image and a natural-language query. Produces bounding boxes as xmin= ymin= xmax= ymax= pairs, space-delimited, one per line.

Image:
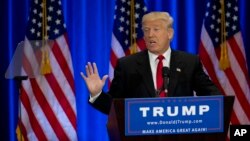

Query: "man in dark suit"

xmin=81 ymin=12 xmax=221 ymax=114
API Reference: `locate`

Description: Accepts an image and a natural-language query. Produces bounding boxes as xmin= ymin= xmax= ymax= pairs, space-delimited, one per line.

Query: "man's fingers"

xmin=93 ymin=62 xmax=99 ymax=75
xmin=87 ymin=62 xmax=94 ymax=74
xmin=102 ymin=75 xmax=109 ymax=83
xmin=85 ymin=65 xmax=90 ymax=76
xmin=80 ymin=72 xmax=87 ymax=81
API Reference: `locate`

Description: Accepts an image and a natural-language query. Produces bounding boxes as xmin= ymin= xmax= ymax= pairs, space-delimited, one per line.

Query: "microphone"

xmin=162 ymin=67 xmax=170 ymax=93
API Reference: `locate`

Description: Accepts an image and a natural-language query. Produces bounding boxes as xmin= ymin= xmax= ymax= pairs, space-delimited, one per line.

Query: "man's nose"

xmin=148 ymin=30 xmax=154 ymax=37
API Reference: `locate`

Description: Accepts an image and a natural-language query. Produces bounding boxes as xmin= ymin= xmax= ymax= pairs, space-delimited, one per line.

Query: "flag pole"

xmin=41 ymin=0 xmax=52 ymax=74
xmin=219 ymin=0 xmax=230 ymax=70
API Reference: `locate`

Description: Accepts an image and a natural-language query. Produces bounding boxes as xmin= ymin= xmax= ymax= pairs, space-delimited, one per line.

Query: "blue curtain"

xmin=1 ymin=0 xmax=249 ymax=140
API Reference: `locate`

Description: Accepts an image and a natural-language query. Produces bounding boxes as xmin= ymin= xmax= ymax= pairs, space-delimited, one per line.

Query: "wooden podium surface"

xmin=107 ymin=96 xmax=234 ymax=141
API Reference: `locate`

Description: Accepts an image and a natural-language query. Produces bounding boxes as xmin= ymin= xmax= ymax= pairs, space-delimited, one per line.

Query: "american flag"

xmin=109 ymin=0 xmax=147 ymax=82
xmin=199 ymin=0 xmax=250 ymax=132
xmin=17 ymin=0 xmax=77 ymax=140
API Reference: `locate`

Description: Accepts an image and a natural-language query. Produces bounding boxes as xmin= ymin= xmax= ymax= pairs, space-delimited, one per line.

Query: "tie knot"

xmin=157 ymin=55 xmax=164 ymax=61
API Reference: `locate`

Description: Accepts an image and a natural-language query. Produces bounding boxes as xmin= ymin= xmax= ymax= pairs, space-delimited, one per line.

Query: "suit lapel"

xmin=168 ymin=51 xmax=182 ymax=97
xmin=136 ymin=50 xmax=156 ymax=97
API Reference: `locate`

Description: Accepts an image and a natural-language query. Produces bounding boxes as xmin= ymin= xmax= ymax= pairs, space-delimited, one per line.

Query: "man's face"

xmin=143 ymin=19 xmax=173 ymax=55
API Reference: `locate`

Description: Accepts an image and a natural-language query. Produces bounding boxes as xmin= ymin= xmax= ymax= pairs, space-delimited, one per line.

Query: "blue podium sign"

xmin=125 ymin=96 xmax=224 ymax=136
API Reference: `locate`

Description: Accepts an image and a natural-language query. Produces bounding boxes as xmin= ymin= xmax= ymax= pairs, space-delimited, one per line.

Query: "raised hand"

xmin=80 ymin=62 xmax=108 ymax=97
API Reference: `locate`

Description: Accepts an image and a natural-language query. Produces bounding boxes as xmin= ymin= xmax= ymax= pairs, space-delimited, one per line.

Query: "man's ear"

xmin=168 ymin=28 xmax=174 ymax=40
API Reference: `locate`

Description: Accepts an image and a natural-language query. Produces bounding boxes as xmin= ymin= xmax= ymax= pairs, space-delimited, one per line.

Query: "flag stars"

xmin=40 ymin=3 xmax=44 ymax=8
xmin=232 ymin=25 xmax=237 ymax=31
xmin=135 ymin=13 xmax=139 ymax=19
xmin=120 ymin=17 xmax=125 ymax=23
xmin=216 ymin=28 xmax=220 ymax=33
xmin=30 ymin=28 xmax=35 ymax=34
xmin=217 ymin=18 xmax=221 ymax=23
xmin=135 ymin=3 xmax=140 ymax=9
xmin=207 ymin=2 xmax=210 ymax=7
xmin=32 ymin=18 xmax=36 ymax=24
xmin=57 ymin=10 xmax=62 ymax=15
xmin=211 ymin=14 xmax=216 ymax=20
xmin=233 ymin=15 xmax=238 ymax=21
xmin=33 ymin=9 xmax=37 ymax=14
xmin=126 ymin=11 xmax=130 ymax=16
xmin=34 ymin=0 xmax=38 ymax=4
xmin=127 ymin=1 xmax=131 ymax=6
xmin=56 ymin=19 xmax=61 ymax=25
xmin=234 ymin=6 xmax=238 ymax=11
xmin=38 ymin=22 xmax=42 ymax=27
xmin=119 ymin=26 xmax=124 ymax=32
xmin=213 ymin=5 xmax=216 ymax=10
xmin=143 ymin=6 xmax=147 ymax=12
xmin=58 ymin=0 xmax=62 ymax=5
xmin=54 ymin=29 xmax=59 ymax=34
xmin=48 ymin=6 xmax=54 ymax=12
xmin=125 ymin=30 xmax=129 ymax=35
xmin=37 ymin=31 xmax=41 ymax=37
xmin=126 ymin=20 xmax=129 ymax=25
xmin=124 ymin=40 xmax=128 ymax=45
xmin=227 ymin=2 xmax=232 ymax=8
xmin=218 ymin=9 xmax=222 ymax=14
xmin=47 ymin=16 xmax=52 ymax=22
xmin=205 ymin=12 xmax=209 ymax=17
xmin=215 ymin=37 xmax=219 ymax=43
xmin=39 ymin=12 xmax=43 ymax=17
xmin=134 ymin=23 xmax=138 ymax=28
xmin=120 ymin=7 xmax=125 ymax=13
xmin=210 ymin=24 xmax=215 ymax=29
xmin=226 ymin=12 xmax=231 ymax=17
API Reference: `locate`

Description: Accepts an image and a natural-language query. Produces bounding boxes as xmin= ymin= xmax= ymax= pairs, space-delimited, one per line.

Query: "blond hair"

xmin=142 ymin=12 xmax=174 ymax=28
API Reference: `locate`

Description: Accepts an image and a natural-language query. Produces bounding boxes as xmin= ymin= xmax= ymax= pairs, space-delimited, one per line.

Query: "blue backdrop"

xmin=1 ymin=0 xmax=249 ymax=141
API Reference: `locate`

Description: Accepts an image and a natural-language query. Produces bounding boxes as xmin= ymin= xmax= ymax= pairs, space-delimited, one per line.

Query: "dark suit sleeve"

xmin=193 ymin=56 xmax=221 ymax=95
xmin=89 ymin=59 xmax=126 ymax=114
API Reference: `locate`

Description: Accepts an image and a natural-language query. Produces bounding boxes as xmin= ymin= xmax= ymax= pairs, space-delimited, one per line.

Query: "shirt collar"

xmin=148 ymin=47 xmax=171 ymax=65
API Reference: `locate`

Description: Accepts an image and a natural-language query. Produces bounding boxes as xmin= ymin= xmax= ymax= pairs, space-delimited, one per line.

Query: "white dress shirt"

xmin=148 ymin=47 xmax=171 ymax=89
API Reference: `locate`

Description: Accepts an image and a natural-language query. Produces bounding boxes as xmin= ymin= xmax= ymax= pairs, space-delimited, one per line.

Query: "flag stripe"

xmin=21 ymin=56 xmax=59 ymax=140
xmin=228 ymin=36 xmax=250 ymax=83
xmin=20 ymin=86 xmax=47 ymax=141
xmin=212 ymin=43 xmax=250 ymax=120
xmin=44 ymin=73 xmax=77 ymax=129
xmin=30 ymin=78 xmax=70 ymax=140
xmin=199 ymin=42 xmax=241 ymax=124
xmin=54 ymin=35 xmax=75 ymax=93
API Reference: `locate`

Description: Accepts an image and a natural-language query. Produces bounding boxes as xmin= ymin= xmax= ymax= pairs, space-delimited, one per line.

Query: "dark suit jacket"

xmin=91 ymin=49 xmax=221 ymax=114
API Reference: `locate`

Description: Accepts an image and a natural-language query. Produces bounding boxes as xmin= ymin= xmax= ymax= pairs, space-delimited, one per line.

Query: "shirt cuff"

xmin=89 ymin=91 xmax=102 ymax=103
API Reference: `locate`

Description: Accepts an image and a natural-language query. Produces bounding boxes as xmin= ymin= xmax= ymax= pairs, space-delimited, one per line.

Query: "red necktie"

xmin=156 ymin=55 xmax=166 ymax=97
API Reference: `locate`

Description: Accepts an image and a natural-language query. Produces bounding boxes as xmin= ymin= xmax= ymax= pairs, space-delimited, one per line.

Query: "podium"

xmin=107 ymin=96 xmax=234 ymax=141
